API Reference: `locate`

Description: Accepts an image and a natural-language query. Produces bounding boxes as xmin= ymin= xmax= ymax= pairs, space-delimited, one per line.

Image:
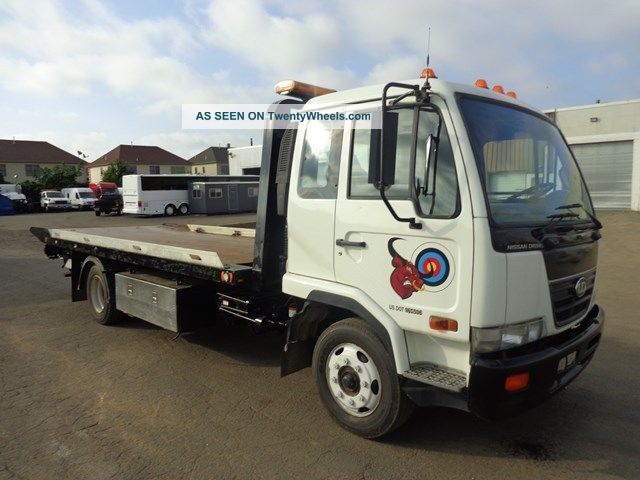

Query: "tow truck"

xmin=32 ymin=70 xmax=604 ymax=438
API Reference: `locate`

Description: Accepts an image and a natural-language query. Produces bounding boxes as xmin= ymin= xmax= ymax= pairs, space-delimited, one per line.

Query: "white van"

xmin=61 ymin=187 xmax=97 ymax=210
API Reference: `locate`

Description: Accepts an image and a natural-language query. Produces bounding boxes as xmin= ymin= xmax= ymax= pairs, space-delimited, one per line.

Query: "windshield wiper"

xmin=556 ymin=203 xmax=602 ymax=229
xmin=531 ymin=212 xmax=579 ymax=246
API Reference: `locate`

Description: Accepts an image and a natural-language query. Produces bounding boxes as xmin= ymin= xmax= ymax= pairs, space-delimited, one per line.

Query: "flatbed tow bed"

xmin=30 ymin=224 xmax=255 ymax=285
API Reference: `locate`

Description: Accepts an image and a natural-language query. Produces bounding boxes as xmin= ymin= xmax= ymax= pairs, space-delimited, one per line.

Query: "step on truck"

xmin=32 ymin=71 xmax=605 ymax=438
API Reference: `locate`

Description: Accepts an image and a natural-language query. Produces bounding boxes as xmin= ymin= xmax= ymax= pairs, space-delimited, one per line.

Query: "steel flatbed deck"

xmin=30 ymin=224 xmax=255 ymax=284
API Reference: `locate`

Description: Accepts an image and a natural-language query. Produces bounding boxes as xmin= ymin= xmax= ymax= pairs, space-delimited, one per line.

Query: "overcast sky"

xmin=1 ymin=0 xmax=638 ymax=161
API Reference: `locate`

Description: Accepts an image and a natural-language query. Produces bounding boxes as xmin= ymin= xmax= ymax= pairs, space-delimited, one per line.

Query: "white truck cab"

xmin=32 ymin=71 xmax=604 ymax=438
xmin=280 ymin=73 xmax=603 ymax=432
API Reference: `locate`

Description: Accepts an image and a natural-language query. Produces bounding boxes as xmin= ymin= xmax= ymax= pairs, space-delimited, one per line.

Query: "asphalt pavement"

xmin=1 ymin=210 xmax=639 ymax=479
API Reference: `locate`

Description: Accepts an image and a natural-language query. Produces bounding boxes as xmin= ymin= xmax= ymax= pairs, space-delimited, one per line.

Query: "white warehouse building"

xmin=545 ymin=99 xmax=640 ymax=211
xmin=228 ymin=145 xmax=262 ymax=176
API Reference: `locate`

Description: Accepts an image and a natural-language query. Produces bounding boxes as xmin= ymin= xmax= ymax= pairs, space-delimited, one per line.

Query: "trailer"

xmin=189 ymin=181 xmax=259 ymax=214
xmin=122 ymin=174 xmax=259 ymax=216
xmin=32 ymin=74 xmax=605 ymax=438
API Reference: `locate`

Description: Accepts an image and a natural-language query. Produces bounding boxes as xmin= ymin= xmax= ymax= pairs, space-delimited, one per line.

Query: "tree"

xmin=37 ymin=164 xmax=82 ymax=189
xmin=101 ymin=159 xmax=130 ymax=186
xmin=20 ymin=179 xmax=42 ymax=203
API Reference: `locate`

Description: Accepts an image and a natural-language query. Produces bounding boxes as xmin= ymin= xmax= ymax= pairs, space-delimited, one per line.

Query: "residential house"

xmin=0 ymin=139 xmax=88 ymax=183
xmin=189 ymin=145 xmax=230 ymax=175
xmin=88 ymin=145 xmax=190 ymax=183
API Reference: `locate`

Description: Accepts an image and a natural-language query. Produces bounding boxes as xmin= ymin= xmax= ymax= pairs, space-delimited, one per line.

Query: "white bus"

xmin=121 ymin=174 xmax=259 ymax=216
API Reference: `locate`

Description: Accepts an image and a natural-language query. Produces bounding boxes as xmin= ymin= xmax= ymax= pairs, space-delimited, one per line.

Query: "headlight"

xmin=472 ymin=318 xmax=545 ymax=353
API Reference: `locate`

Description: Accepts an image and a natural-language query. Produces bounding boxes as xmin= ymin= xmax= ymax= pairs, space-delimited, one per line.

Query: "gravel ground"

xmin=0 ymin=210 xmax=639 ymax=479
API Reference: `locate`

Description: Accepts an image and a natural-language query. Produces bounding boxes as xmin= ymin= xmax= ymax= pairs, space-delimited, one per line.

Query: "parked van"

xmin=61 ymin=187 xmax=97 ymax=210
xmin=40 ymin=190 xmax=71 ymax=212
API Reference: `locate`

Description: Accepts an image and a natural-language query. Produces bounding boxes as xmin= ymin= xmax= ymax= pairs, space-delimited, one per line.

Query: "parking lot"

xmin=1 ymin=210 xmax=639 ymax=480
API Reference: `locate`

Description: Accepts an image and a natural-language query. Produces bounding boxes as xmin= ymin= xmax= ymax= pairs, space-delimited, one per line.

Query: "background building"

xmin=546 ymin=99 xmax=640 ymax=211
xmin=88 ymin=145 xmax=190 ymax=183
xmin=228 ymin=145 xmax=262 ymax=176
xmin=189 ymin=146 xmax=229 ymax=175
xmin=0 ymin=139 xmax=88 ymax=183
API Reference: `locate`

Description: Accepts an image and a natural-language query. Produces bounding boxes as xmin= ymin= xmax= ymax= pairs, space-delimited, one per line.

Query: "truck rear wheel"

xmin=312 ymin=318 xmax=414 ymax=438
xmin=86 ymin=264 xmax=120 ymax=325
xmin=178 ymin=203 xmax=189 ymax=215
xmin=164 ymin=204 xmax=176 ymax=216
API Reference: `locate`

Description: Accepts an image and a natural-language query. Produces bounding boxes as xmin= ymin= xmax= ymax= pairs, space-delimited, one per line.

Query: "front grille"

xmin=549 ymin=268 xmax=596 ymax=327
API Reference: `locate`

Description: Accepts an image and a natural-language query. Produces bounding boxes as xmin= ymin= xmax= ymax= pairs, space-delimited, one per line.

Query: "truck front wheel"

xmin=86 ymin=264 xmax=120 ymax=325
xmin=312 ymin=318 xmax=414 ymax=438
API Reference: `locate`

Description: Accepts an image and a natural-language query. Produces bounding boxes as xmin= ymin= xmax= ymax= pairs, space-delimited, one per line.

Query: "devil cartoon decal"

xmin=388 ymin=237 xmax=429 ymax=299
xmin=388 ymin=238 xmax=452 ymax=299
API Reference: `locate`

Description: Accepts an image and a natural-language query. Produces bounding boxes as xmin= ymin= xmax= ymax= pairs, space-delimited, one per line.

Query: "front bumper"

xmin=45 ymin=203 xmax=70 ymax=210
xmin=94 ymin=201 xmax=121 ymax=212
xmin=402 ymin=304 xmax=604 ymax=418
xmin=468 ymin=304 xmax=604 ymax=419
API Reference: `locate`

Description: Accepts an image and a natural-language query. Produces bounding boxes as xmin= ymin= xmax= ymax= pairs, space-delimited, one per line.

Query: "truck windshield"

xmin=458 ymin=96 xmax=594 ymax=226
xmin=46 ymin=192 xmax=64 ymax=198
xmin=79 ymin=192 xmax=95 ymax=198
xmin=102 ymin=189 xmax=118 ymax=195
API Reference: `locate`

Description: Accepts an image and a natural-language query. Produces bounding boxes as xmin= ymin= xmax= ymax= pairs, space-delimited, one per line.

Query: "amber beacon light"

xmin=274 ymin=80 xmax=336 ymax=98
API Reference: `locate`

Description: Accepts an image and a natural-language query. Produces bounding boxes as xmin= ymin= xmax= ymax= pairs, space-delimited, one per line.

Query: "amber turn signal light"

xmin=429 ymin=316 xmax=458 ymax=332
xmin=505 ymin=372 xmax=530 ymax=392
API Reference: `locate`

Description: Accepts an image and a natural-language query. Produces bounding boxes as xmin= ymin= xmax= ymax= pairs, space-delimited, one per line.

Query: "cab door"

xmin=333 ymin=100 xmax=474 ymax=369
xmin=287 ymin=119 xmax=345 ymax=281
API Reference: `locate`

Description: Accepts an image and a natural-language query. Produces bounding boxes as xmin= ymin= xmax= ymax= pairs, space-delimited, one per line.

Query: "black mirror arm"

xmin=379 ymin=184 xmax=422 ymax=229
xmin=380 ymin=82 xmax=423 ymax=230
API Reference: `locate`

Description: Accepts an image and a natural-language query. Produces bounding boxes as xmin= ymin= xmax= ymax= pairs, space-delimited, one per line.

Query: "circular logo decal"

xmin=574 ymin=277 xmax=587 ymax=298
xmin=415 ymin=248 xmax=451 ymax=288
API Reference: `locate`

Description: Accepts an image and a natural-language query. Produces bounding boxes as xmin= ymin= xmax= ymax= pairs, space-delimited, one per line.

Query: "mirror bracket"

xmin=378 ymin=82 xmax=423 ymax=230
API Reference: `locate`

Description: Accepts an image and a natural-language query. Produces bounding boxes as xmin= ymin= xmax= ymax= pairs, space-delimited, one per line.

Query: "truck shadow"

xmin=386 ymin=405 xmax=563 ymax=460
xmin=382 ymin=336 xmax=636 ymax=479
xmin=180 ymin=319 xmax=284 ymax=368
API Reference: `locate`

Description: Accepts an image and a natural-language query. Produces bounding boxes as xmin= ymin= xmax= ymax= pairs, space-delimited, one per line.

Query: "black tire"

xmin=95 ymin=210 xmax=101 ymax=216
xmin=178 ymin=203 xmax=189 ymax=215
xmin=164 ymin=204 xmax=176 ymax=216
xmin=312 ymin=318 xmax=414 ymax=438
xmin=85 ymin=263 xmax=120 ymax=325
xmin=44 ymin=205 xmax=49 ymax=213
xmin=116 ymin=209 xmax=122 ymax=216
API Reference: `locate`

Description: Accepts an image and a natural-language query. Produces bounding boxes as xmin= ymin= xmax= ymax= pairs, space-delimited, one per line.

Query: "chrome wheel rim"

xmin=326 ymin=343 xmax=381 ymax=417
xmin=89 ymin=274 xmax=106 ymax=314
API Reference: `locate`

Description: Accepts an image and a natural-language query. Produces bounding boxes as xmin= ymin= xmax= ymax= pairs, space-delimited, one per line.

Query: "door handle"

xmin=336 ymin=239 xmax=367 ymax=248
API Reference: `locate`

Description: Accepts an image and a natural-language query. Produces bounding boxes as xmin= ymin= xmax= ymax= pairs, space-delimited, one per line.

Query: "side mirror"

xmin=369 ymin=110 xmax=398 ymax=188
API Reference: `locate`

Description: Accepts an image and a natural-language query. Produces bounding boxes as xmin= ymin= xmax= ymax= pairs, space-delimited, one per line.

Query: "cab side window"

xmin=349 ymin=108 xmax=459 ymax=218
xmin=350 ymin=109 xmax=414 ymax=198
xmin=298 ymin=121 xmax=344 ymax=199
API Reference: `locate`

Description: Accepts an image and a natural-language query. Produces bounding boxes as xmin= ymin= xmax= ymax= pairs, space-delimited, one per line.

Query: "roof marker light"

xmin=419 ymin=68 xmax=438 ymax=79
xmin=274 ymin=80 xmax=335 ymax=98
xmin=506 ymin=91 xmax=517 ymax=98
xmin=492 ymin=85 xmax=505 ymax=94
xmin=474 ymin=79 xmax=489 ymax=89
